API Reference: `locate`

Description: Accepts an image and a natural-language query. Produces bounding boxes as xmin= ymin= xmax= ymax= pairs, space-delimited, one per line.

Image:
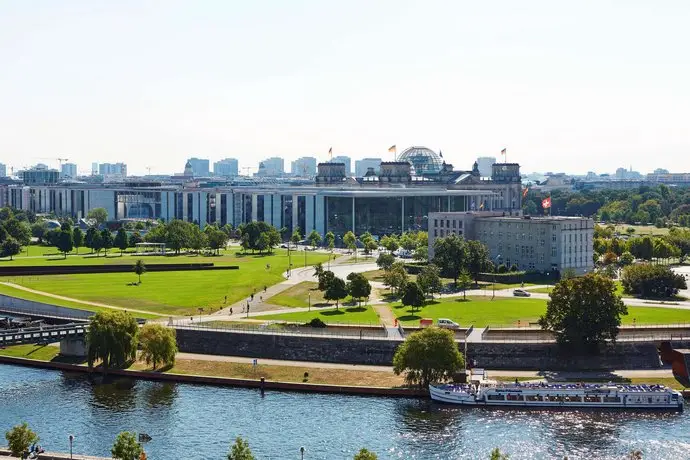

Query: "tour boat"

xmin=429 ymin=370 xmax=684 ymax=412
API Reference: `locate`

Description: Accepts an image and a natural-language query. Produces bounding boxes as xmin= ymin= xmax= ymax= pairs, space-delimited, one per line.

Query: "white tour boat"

xmin=429 ymin=369 xmax=684 ymax=412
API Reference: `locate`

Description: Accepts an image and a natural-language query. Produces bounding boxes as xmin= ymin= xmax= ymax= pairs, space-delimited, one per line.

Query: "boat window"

xmin=564 ymin=396 xmax=582 ymax=403
xmin=584 ymin=396 xmax=600 ymax=403
xmin=603 ymin=396 xmax=621 ymax=403
xmin=506 ymin=394 xmax=524 ymax=401
xmin=526 ymin=395 xmax=543 ymax=401
xmin=487 ymin=394 xmax=505 ymax=401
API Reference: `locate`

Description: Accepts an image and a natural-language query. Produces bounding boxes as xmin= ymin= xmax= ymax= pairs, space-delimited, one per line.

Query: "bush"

xmin=509 ymin=264 xmax=519 ymax=272
xmin=305 ymin=318 xmax=327 ymax=328
xmin=497 ymin=263 xmax=508 ymax=273
xmin=621 ymin=264 xmax=687 ymax=298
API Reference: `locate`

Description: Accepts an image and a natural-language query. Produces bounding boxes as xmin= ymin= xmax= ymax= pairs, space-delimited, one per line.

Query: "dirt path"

xmin=0 ymin=282 xmax=167 ymax=317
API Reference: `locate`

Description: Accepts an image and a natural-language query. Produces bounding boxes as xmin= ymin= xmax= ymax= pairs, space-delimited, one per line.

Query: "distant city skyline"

xmin=1 ymin=1 xmax=689 ymax=175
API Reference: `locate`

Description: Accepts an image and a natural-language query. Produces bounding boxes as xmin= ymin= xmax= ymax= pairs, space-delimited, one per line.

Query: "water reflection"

xmin=90 ymin=376 xmax=137 ymax=412
xmin=142 ymin=382 xmax=178 ymax=408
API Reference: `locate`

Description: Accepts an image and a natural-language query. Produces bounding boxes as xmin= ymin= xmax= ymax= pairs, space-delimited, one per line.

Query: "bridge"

xmin=0 ymin=323 xmax=88 ymax=356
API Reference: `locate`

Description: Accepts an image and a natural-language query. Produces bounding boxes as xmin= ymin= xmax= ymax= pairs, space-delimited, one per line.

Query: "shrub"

xmin=305 ymin=318 xmax=327 ymax=328
xmin=621 ymin=264 xmax=687 ymax=298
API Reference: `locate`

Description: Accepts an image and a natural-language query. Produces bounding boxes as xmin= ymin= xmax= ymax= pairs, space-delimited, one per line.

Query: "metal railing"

xmin=0 ymin=323 xmax=87 ymax=345
xmin=0 ymin=305 xmax=91 ymax=322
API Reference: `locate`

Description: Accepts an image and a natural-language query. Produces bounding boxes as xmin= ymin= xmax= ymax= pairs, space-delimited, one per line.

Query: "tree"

xmin=1 ymin=237 xmax=21 ymax=260
xmin=133 ymin=259 xmax=147 ymax=284
xmin=432 ymin=234 xmax=466 ymax=284
xmin=114 ymin=227 xmax=129 ymax=255
xmin=324 ymin=276 xmax=348 ymax=309
xmin=91 ymin=230 xmax=104 ymax=256
xmin=382 ymin=261 xmax=408 ymax=294
xmin=347 ymin=272 xmax=372 ymax=306
xmin=353 ymin=448 xmax=378 ymax=460
xmin=465 ymin=240 xmax=491 ymax=286
xmin=325 ymin=231 xmax=335 ymax=252
xmin=73 ymin=227 xmax=84 ymax=254
xmin=381 ymin=235 xmax=399 ymax=253
xmin=256 ymin=232 xmax=270 ymax=254
xmin=291 ymin=227 xmax=302 ymax=247
xmin=538 ymin=273 xmax=627 ymax=351
xmin=129 ymin=231 xmax=143 ymax=248
xmin=376 ymin=252 xmax=395 ymax=271
xmin=457 ymin=271 xmax=473 ymax=300
xmin=602 ymin=251 xmax=617 ymax=266
xmin=111 ymin=431 xmax=143 ymax=460
xmin=490 ymin=448 xmax=509 ymax=460
xmin=3 ymin=218 xmax=31 ymax=246
xmin=87 ymin=311 xmax=139 ymax=372
xmin=317 ymin=269 xmax=336 ymax=292
xmin=343 ymin=230 xmax=356 ymax=255
xmin=619 ymin=251 xmax=635 ymax=266
xmin=87 ymin=207 xmax=108 ymax=226
xmin=100 ymin=229 xmax=114 ymax=256
xmin=417 ymin=264 xmax=442 ymax=299
xmin=228 ymin=437 xmax=255 ymax=460
xmin=393 ymin=327 xmax=465 ymax=388
xmin=365 ymin=238 xmax=378 ymax=256
xmin=401 ymin=281 xmax=425 ymax=313
xmin=165 ymin=220 xmax=192 ymax=254
xmin=5 ymin=422 xmax=39 ymax=458
xmin=188 ymin=225 xmax=207 ymax=254
xmin=85 ymin=227 xmax=97 ymax=253
xmin=56 ymin=229 xmax=74 ymax=258
xmin=139 ymin=323 xmax=177 ymax=369
xmin=308 ymin=229 xmax=321 ymax=249
xmin=621 ymin=264 xmax=687 ymax=298
xmin=31 ymin=222 xmax=48 ymax=244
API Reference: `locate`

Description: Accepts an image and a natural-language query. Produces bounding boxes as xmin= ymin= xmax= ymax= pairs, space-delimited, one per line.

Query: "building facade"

xmin=0 ymin=163 xmax=6 ymax=178
xmin=428 ymin=212 xmax=594 ymax=275
xmin=256 ymin=157 xmax=284 ymax=177
xmin=61 ymin=163 xmax=78 ymax=179
xmin=355 ymin=158 xmax=382 ymax=177
xmin=291 ymin=157 xmax=317 ymax=177
xmin=476 ymin=157 xmax=496 ymax=178
xmin=213 ymin=158 xmax=239 ymax=177
xmin=99 ymin=163 xmax=127 ymax=177
xmin=186 ymin=158 xmax=209 ymax=177
xmin=331 ymin=156 xmax=351 ymax=176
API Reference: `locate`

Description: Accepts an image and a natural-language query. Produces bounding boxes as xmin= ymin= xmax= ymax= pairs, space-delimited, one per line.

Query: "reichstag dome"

xmin=397 ymin=146 xmax=444 ymax=175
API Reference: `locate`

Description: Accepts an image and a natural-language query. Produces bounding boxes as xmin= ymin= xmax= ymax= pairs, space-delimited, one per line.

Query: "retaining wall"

xmin=0 ymin=294 xmax=93 ymax=320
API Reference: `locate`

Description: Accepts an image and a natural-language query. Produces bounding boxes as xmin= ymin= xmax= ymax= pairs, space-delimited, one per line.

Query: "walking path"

xmin=373 ymin=304 xmax=402 ymax=339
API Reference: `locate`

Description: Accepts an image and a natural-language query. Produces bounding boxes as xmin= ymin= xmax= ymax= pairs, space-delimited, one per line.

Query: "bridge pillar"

xmin=60 ymin=337 xmax=87 ymax=357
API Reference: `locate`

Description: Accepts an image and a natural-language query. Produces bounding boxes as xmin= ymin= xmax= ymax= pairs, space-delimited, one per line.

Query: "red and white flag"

xmin=542 ymin=197 xmax=551 ymax=209
xmin=501 ymin=148 xmax=506 ymax=155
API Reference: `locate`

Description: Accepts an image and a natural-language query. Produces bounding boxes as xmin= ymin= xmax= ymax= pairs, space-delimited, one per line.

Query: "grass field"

xmin=529 ymin=282 xmax=626 ymax=297
xmin=269 ymin=282 xmax=329 ymax=308
xmin=392 ymin=296 xmax=690 ymax=327
xmin=259 ymin=305 xmax=381 ymax=325
xmin=613 ymin=224 xmax=670 ymax=236
xmin=2 ymin=250 xmax=330 ymax=316
xmin=0 ymin=344 xmax=61 ymax=361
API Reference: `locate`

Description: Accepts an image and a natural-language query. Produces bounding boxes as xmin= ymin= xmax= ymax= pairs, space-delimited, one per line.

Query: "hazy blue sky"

xmin=1 ymin=0 xmax=688 ymax=175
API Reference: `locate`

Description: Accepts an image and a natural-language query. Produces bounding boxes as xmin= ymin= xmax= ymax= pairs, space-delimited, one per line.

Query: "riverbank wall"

xmin=0 ymin=448 xmax=107 ymax=460
xmin=0 ymin=356 xmax=425 ymax=398
xmin=175 ymin=328 xmax=688 ymax=370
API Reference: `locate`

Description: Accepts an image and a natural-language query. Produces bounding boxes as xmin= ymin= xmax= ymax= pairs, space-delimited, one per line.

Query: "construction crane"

xmin=35 ymin=157 xmax=69 ymax=168
xmin=146 ymin=166 xmax=152 ymax=175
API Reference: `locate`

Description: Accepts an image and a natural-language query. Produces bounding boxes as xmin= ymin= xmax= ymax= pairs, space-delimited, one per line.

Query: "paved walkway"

xmin=0 ymin=282 xmax=167 ymax=317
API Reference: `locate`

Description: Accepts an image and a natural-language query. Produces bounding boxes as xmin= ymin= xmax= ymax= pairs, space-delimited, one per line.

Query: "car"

xmin=437 ymin=318 xmax=460 ymax=329
xmin=513 ymin=289 xmax=531 ymax=297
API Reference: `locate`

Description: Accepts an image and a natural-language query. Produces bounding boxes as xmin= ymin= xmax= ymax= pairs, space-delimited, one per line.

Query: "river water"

xmin=1 ymin=365 xmax=689 ymax=459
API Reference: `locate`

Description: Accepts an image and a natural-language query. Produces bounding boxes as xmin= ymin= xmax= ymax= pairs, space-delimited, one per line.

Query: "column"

xmin=199 ymin=192 xmax=207 ymax=228
xmin=182 ymin=192 xmax=188 ymax=222
xmin=191 ymin=192 xmax=199 ymax=224
xmin=447 ymin=195 xmax=451 ymax=212
xmin=305 ymin=195 xmax=315 ymax=232
xmin=251 ymin=194 xmax=258 ymax=222
xmin=227 ymin=193 xmax=235 ymax=226
xmin=272 ymin=195 xmax=282 ymax=229
xmin=352 ymin=196 xmax=356 ymax=233
xmin=401 ymin=196 xmax=405 ymax=233
xmin=292 ymin=194 xmax=299 ymax=232
xmin=215 ymin=192 xmax=221 ymax=224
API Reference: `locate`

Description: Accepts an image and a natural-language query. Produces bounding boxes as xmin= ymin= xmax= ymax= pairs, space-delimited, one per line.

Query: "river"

xmin=1 ymin=365 xmax=689 ymax=459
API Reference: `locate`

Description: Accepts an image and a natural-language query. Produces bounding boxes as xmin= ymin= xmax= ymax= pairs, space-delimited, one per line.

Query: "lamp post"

xmin=69 ymin=434 xmax=74 ymax=459
xmin=304 ymin=247 xmax=307 ymax=267
xmin=492 ymin=254 xmax=502 ymax=300
xmin=300 ymin=446 xmax=305 ymax=460
xmin=288 ymin=242 xmax=292 ymax=277
xmin=308 ymin=292 xmax=311 ymax=312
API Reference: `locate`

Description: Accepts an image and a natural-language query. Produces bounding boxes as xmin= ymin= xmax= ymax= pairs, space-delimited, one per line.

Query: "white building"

xmin=291 ymin=157 xmax=317 ymax=177
xmin=186 ymin=158 xmax=210 ymax=177
xmin=256 ymin=157 xmax=284 ymax=177
xmin=331 ymin=156 xmax=351 ymax=176
xmin=61 ymin=163 xmax=78 ymax=179
xmin=476 ymin=157 xmax=497 ymax=178
xmin=213 ymin=158 xmax=239 ymax=177
xmin=355 ymin=158 xmax=382 ymax=177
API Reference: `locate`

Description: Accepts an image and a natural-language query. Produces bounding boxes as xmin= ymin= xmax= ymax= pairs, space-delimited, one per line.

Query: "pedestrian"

xmin=230 ymin=307 xmax=234 ymax=315
xmin=251 ymin=294 xmax=254 ymax=301
xmin=264 ymin=285 xmax=267 ymax=293
xmin=224 ymin=295 xmax=227 ymax=303
xmin=260 ymin=295 xmax=263 ymax=302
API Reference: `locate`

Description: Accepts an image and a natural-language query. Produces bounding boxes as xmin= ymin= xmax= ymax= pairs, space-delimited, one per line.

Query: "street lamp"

xmin=300 ymin=446 xmax=305 ymax=460
xmin=304 ymin=247 xmax=307 ymax=267
xmin=69 ymin=434 xmax=74 ymax=459
xmin=492 ymin=254 xmax=502 ymax=300
xmin=308 ymin=292 xmax=311 ymax=312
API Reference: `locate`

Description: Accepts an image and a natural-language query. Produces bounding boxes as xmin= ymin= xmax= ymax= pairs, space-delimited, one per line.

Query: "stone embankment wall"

xmin=0 ymin=294 xmax=92 ymax=320
xmin=175 ymin=328 xmax=689 ymax=370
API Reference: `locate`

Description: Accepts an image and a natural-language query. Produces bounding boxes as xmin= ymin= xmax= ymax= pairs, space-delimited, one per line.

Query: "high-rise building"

xmin=213 ymin=158 xmax=239 ymax=177
xmin=61 ymin=163 xmax=78 ymax=179
xmin=186 ymin=158 xmax=210 ymax=177
xmin=256 ymin=157 xmax=284 ymax=177
xmin=98 ymin=163 xmax=127 ymax=177
xmin=91 ymin=162 xmax=98 ymax=175
xmin=291 ymin=157 xmax=317 ymax=177
xmin=331 ymin=156 xmax=351 ymax=176
xmin=476 ymin=157 xmax=497 ymax=178
xmin=0 ymin=163 xmax=6 ymax=178
xmin=355 ymin=158 xmax=382 ymax=177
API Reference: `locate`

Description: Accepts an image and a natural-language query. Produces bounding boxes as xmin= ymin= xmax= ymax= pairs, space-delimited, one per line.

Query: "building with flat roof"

xmin=355 ymin=158 xmax=382 ymax=177
xmin=428 ymin=212 xmax=593 ymax=275
xmin=0 ymin=163 xmax=6 ymax=178
xmin=256 ymin=157 xmax=284 ymax=177
xmin=18 ymin=164 xmax=59 ymax=185
xmin=476 ymin=157 xmax=496 ymax=178
xmin=291 ymin=157 xmax=317 ymax=177
xmin=61 ymin=163 xmax=78 ymax=179
xmin=331 ymin=156 xmax=351 ymax=176
xmin=99 ymin=163 xmax=127 ymax=178
xmin=213 ymin=158 xmax=239 ymax=177
xmin=186 ymin=158 xmax=209 ymax=177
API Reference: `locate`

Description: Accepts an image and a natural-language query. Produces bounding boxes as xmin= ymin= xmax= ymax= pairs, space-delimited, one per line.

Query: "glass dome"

xmin=397 ymin=146 xmax=444 ymax=175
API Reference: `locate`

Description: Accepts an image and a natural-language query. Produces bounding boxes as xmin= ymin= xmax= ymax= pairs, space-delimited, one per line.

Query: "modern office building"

xmin=291 ymin=157 xmax=317 ymax=177
xmin=213 ymin=158 xmax=239 ymax=177
xmin=476 ymin=156 xmax=497 ymax=178
xmin=1 ymin=150 xmax=523 ymax=246
xmin=0 ymin=163 xmax=6 ymax=178
xmin=18 ymin=164 xmax=59 ymax=185
xmin=186 ymin=158 xmax=209 ymax=177
xmin=331 ymin=156 xmax=351 ymax=176
xmin=355 ymin=158 xmax=382 ymax=177
xmin=256 ymin=157 xmax=284 ymax=177
xmin=61 ymin=163 xmax=78 ymax=179
xmin=428 ymin=212 xmax=594 ymax=275
xmin=99 ymin=163 xmax=127 ymax=177
xmin=91 ymin=163 xmax=98 ymax=175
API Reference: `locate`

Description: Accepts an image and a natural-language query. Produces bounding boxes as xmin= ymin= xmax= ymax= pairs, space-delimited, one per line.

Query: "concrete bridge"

xmin=0 ymin=323 xmax=88 ymax=356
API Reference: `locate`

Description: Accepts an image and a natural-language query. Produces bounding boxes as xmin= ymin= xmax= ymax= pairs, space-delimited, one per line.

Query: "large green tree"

xmin=5 ymin=422 xmax=39 ymax=458
xmin=347 ymin=272 xmax=372 ymax=306
xmin=417 ymin=264 xmax=442 ymax=298
xmin=465 ymin=240 xmax=491 ymax=285
xmin=87 ymin=207 xmax=108 ymax=226
xmin=621 ymin=264 xmax=687 ymax=298
xmin=393 ymin=327 xmax=465 ymax=388
xmin=308 ymin=229 xmax=322 ymax=248
xmin=401 ymin=281 xmax=425 ymax=313
xmin=72 ymin=227 xmax=84 ymax=253
xmin=100 ymin=229 xmax=114 ymax=256
xmin=538 ymin=273 xmax=627 ymax=351
xmin=376 ymin=252 xmax=395 ymax=271
xmin=228 ymin=437 xmax=255 ymax=460
xmin=432 ymin=234 xmax=466 ymax=284
xmin=114 ymin=227 xmax=129 ymax=255
xmin=1 ymin=237 xmax=21 ymax=260
xmin=87 ymin=311 xmax=139 ymax=372
xmin=139 ymin=323 xmax=178 ymax=370
xmin=3 ymin=218 xmax=31 ymax=246
xmin=324 ymin=276 xmax=348 ymax=309
xmin=111 ymin=431 xmax=143 ymax=460
xmin=56 ymin=228 xmax=74 ymax=258
xmin=382 ymin=261 xmax=408 ymax=294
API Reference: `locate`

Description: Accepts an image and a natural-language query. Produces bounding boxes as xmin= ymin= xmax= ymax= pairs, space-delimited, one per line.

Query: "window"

xmin=452 ymin=220 xmax=456 ymax=228
xmin=551 ymin=246 xmax=557 ymax=257
xmin=434 ymin=229 xmax=438 ymax=237
xmin=440 ymin=220 xmax=444 ymax=228
xmin=434 ymin=219 xmax=438 ymax=227
xmin=446 ymin=220 xmax=450 ymax=228
xmin=498 ymin=232 xmax=503 ymax=239
xmin=552 ymin=234 xmax=556 ymax=242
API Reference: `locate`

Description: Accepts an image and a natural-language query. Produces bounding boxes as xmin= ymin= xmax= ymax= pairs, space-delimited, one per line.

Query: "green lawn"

xmin=2 ymin=250 xmax=330 ymax=316
xmin=529 ymin=282 xmax=626 ymax=297
xmin=0 ymin=344 xmax=60 ymax=361
xmin=270 ymin=282 xmax=329 ymax=308
xmin=392 ymin=296 xmax=690 ymax=327
xmin=613 ymin=224 xmax=670 ymax=236
xmin=259 ymin=305 xmax=381 ymax=325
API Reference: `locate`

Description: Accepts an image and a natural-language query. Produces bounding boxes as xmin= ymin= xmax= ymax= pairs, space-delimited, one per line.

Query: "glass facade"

xmin=325 ymin=197 xmax=352 ymax=236
xmin=355 ymin=197 xmax=403 ymax=236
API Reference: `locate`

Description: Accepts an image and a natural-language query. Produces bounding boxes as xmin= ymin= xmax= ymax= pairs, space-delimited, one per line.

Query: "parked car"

xmin=437 ymin=318 xmax=460 ymax=329
xmin=513 ymin=289 xmax=531 ymax=297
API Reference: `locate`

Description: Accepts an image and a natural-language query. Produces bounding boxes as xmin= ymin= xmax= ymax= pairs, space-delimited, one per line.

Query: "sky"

xmin=1 ymin=0 xmax=689 ymax=176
